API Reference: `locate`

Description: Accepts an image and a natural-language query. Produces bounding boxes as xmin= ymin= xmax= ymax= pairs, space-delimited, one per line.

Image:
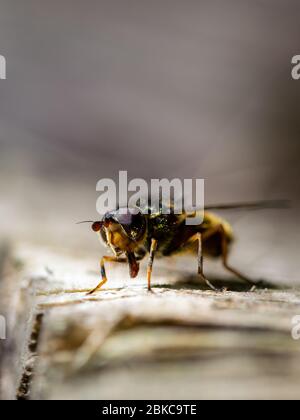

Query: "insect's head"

xmin=91 ymin=208 xmax=146 ymax=256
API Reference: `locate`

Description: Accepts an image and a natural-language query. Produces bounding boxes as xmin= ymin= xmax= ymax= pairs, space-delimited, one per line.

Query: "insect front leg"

xmin=147 ymin=239 xmax=158 ymax=291
xmin=87 ymin=256 xmax=127 ymax=295
xmin=188 ymin=232 xmax=218 ymax=291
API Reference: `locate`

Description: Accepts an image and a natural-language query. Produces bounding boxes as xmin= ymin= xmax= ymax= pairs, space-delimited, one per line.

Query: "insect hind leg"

xmin=204 ymin=224 xmax=257 ymax=289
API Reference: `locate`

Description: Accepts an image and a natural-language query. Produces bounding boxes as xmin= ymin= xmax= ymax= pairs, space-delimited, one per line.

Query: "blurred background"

xmin=0 ymin=0 xmax=300 ymax=282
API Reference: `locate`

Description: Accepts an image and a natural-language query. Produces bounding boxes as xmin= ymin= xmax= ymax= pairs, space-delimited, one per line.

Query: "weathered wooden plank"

xmin=0 ymin=243 xmax=38 ymax=400
xmin=31 ymin=289 xmax=300 ymax=400
xmin=2 ymin=244 xmax=300 ymax=400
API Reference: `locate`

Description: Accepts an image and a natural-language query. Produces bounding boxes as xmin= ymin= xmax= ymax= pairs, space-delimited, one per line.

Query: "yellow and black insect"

xmin=79 ymin=200 xmax=288 ymax=294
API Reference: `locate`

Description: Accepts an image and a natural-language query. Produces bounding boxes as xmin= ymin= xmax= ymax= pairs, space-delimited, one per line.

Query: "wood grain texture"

xmin=1 ymin=244 xmax=298 ymax=400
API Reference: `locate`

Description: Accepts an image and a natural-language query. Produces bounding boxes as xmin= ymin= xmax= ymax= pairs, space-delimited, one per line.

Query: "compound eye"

xmin=113 ymin=210 xmax=135 ymax=226
xmin=92 ymin=221 xmax=103 ymax=232
xmin=112 ymin=209 xmax=145 ymax=240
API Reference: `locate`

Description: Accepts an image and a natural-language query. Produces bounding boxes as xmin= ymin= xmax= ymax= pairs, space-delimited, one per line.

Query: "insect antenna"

xmin=76 ymin=220 xmax=95 ymax=224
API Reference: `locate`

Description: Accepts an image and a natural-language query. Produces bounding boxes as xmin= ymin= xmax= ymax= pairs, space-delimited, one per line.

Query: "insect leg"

xmin=202 ymin=224 xmax=256 ymax=288
xmin=87 ymin=256 xmax=127 ymax=295
xmin=147 ymin=239 xmax=158 ymax=291
xmin=188 ymin=233 xmax=218 ymax=291
xmin=217 ymin=225 xmax=256 ymax=287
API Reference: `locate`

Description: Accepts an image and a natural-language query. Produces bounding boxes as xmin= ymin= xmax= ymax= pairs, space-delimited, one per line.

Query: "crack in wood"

xmin=17 ymin=313 xmax=44 ymax=400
